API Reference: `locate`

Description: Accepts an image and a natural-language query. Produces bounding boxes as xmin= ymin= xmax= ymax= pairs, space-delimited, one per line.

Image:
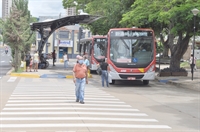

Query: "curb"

xmin=167 ymin=80 xmax=200 ymax=92
xmin=10 ymin=73 xmax=40 ymax=78
xmin=155 ymin=76 xmax=200 ymax=92
xmin=66 ymin=75 xmax=73 ymax=79
xmin=6 ymin=67 xmax=14 ymax=75
xmin=9 ymin=73 xmax=92 ymax=79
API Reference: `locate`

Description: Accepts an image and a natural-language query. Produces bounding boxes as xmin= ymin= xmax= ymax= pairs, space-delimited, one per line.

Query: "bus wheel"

xmin=45 ymin=61 xmax=49 ymax=68
xmin=90 ymin=70 xmax=95 ymax=74
xmin=143 ymin=80 xmax=149 ymax=85
xmin=109 ymin=80 xmax=115 ymax=85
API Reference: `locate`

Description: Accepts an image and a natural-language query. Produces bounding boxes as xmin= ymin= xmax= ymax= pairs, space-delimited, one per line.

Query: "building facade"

xmin=2 ymin=0 xmax=12 ymax=19
xmin=66 ymin=7 xmax=76 ymax=16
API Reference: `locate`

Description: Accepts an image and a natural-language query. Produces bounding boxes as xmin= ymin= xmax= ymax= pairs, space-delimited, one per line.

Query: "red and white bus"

xmin=106 ymin=28 xmax=156 ymax=85
xmin=79 ymin=36 xmax=107 ymax=71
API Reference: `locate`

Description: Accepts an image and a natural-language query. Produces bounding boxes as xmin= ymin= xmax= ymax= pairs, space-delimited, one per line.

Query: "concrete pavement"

xmin=155 ymin=64 xmax=200 ymax=92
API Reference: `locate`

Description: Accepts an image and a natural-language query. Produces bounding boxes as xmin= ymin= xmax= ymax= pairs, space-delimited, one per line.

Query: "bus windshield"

xmin=110 ymin=37 xmax=154 ymax=64
xmin=93 ymin=38 xmax=106 ymax=60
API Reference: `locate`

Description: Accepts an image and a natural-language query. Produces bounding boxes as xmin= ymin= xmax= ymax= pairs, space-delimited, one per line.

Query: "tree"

xmin=120 ymin=0 xmax=200 ymax=70
xmin=0 ymin=0 xmax=35 ymax=72
xmin=62 ymin=0 xmax=135 ymax=34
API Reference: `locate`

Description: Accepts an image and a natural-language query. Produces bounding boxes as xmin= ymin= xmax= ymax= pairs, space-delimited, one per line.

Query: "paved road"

xmin=0 ymin=47 xmax=12 ymax=78
xmin=0 ymin=75 xmax=199 ymax=132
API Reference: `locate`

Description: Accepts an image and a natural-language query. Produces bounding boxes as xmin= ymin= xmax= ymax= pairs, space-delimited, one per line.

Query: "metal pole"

xmin=78 ymin=27 xmax=81 ymax=55
xmin=159 ymin=33 xmax=162 ymax=73
xmin=192 ymin=15 xmax=196 ymax=80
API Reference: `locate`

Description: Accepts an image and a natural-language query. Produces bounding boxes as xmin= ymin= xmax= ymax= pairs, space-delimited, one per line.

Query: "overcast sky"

xmin=0 ymin=0 xmax=66 ymax=18
xmin=0 ymin=0 xmax=2 ymax=17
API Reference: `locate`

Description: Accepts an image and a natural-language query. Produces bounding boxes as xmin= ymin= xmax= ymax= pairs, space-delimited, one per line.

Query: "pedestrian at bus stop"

xmin=190 ymin=54 xmax=197 ymax=72
xmin=73 ymin=56 xmax=88 ymax=104
xmin=33 ymin=51 xmax=39 ymax=72
xmin=83 ymin=55 xmax=90 ymax=69
xmin=25 ymin=51 xmax=31 ymax=72
xmin=5 ymin=46 xmax=8 ymax=54
xmin=100 ymin=58 xmax=110 ymax=87
xmin=52 ymin=50 xmax=56 ymax=66
xmin=63 ymin=52 xmax=69 ymax=70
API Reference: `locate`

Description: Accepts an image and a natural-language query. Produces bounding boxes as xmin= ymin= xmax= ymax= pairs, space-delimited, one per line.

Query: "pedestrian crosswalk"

xmin=0 ymin=78 xmax=171 ymax=131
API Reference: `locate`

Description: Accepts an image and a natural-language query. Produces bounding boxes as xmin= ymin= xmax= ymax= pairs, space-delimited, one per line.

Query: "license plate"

xmin=127 ymin=77 xmax=136 ymax=80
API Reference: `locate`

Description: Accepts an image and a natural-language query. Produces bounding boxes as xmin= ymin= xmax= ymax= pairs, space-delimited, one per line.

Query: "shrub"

xmin=160 ymin=67 xmax=187 ymax=72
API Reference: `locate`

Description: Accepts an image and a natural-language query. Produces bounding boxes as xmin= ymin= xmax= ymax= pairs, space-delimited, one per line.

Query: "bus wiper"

xmin=120 ymin=38 xmax=130 ymax=50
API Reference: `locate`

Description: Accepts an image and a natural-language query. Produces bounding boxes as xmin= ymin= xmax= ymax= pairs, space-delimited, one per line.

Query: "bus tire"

xmin=143 ymin=80 xmax=149 ymax=85
xmin=45 ymin=61 xmax=49 ymax=68
xmin=90 ymin=70 xmax=95 ymax=74
xmin=109 ymin=80 xmax=115 ymax=85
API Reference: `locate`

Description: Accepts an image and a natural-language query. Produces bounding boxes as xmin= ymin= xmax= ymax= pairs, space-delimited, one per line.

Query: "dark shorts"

xmin=26 ymin=60 xmax=30 ymax=66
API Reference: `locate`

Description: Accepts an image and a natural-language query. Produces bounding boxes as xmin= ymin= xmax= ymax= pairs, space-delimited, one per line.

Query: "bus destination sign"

xmin=95 ymin=38 xmax=106 ymax=42
xmin=110 ymin=30 xmax=153 ymax=37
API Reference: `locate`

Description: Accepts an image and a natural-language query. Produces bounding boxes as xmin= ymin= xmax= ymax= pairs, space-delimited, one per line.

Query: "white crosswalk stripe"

xmin=0 ymin=78 xmax=171 ymax=131
xmin=7 ymin=77 xmax=17 ymax=82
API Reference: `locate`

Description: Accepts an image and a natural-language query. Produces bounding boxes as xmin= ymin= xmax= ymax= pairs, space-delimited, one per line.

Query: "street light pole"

xmin=191 ymin=8 xmax=199 ymax=80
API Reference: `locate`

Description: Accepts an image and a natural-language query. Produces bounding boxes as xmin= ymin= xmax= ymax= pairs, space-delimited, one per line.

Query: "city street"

xmin=1 ymin=0 xmax=200 ymax=131
xmin=0 ymin=73 xmax=199 ymax=132
xmin=0 ymin=46 xmax=12 ymax=78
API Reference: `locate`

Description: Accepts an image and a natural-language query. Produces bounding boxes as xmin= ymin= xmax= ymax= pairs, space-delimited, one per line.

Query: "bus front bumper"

xmin=110 ymin=71 xmax=155 ymax=81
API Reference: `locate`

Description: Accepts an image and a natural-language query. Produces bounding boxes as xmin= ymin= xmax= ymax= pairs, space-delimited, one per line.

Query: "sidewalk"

xmin=155 ymin=64 xmax=200 ymax=92
xmin=9 ymin=59 xmax=78 ymax=78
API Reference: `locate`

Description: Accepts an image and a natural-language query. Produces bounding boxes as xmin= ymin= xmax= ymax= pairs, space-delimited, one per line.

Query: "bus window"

xmin=93 ymin=41 xmax=106 ymax=59
xmin=110 ymin=38 xmax=153 ymax=64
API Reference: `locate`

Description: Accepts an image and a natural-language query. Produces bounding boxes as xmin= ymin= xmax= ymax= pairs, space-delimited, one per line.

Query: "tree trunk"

xmin=169 ymin=34 xmax=191 ymax=69
xmin=170 ymin=51 xmax=181 ymax=69
xmin=163 ymin=45 xmax=169 ymax=58
xmin=160 ymin=33 xmax=169 ymax=58
xmin=14 ymin=46 xmax=21 ymax=72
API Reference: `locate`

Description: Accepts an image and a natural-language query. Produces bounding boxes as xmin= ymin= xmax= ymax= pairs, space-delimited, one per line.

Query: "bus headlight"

xmin=147 ymin=65 xmax=155 ymax=73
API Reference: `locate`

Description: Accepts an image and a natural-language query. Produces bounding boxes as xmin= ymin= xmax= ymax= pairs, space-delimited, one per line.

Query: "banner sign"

xmin=59 ymin=40 xmax=73 ymax=47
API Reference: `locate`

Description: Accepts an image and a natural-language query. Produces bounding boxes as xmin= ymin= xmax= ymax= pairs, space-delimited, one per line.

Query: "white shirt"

xmin=33 ymin=53 xmax=39 ymax=61
xmin=63 ymin=54 xmax=68 ymax=61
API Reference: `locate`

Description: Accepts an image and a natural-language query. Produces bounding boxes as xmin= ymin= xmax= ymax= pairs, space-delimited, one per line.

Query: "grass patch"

xmin=180 ymin=61 xmax=190 ymax=68
xmin=180 ymin=60 xmax=200 ymax=68
xmin=196 ymin=60 xmax=200 ymax=68
xmin=11 ymin=68 xmax=24 ymax=73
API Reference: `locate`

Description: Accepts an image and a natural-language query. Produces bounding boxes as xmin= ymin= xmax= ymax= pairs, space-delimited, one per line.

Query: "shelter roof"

xmin=30 ymin=15 xmax=101 ymax=32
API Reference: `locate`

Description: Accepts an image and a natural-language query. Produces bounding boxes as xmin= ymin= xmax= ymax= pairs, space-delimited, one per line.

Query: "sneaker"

xmin=80 ymin=101 xmax=84 ymax=104
xmin=76 ymin=99 xmax=79 ymax=102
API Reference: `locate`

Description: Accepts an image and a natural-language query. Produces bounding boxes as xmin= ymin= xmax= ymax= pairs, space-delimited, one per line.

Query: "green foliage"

xmin=0 ymin=0 xmax=35 ymax=72
xmin=62 ymin=0 xmax=135 ymax=34
xmin=119 ymin=0 xmax=200 ymax=69
xmin=156 ymin=42 xmax=164 ymax=53
xmin=0 ymin=34 xmax=2 ymax=42
xmin=62 ymin=0 xmax=200 ymax=70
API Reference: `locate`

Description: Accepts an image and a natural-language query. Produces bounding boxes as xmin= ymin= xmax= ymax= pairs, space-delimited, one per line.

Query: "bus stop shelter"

xmin=30 ymin=15 xmax=101 ymax=56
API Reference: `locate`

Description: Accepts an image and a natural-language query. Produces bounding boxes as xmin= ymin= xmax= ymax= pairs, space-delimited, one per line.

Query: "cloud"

xmin=28 ymin=0 xmax=66 ymax=18
xmin=0 ymin=0 xmax=66 ymax=18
